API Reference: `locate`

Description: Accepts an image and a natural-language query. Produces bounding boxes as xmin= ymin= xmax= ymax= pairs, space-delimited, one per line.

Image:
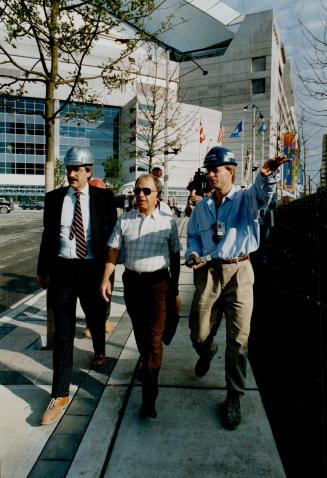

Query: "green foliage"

xmin=54 ymin=158 xmax=65 ymax=188
xmin=103 ymin=156 xmax=122 ymax=193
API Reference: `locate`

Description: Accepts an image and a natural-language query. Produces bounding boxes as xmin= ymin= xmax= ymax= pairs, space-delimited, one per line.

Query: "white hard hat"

xmin=64 ymin=146 xmax=94 ymax=166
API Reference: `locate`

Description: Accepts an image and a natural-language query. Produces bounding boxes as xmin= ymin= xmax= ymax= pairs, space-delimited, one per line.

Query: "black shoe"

xmin=136 ymin=365 xmax=145 ymax=382
xmin=91 ymin=353 xmax=108 ymax=370
xmin=194 ymin=343 xmax=218 ymax=377
xmin=223 ymin=393 xmax=241 ymax=430
xmin=140 ymin=402 xmax=157 ymax=419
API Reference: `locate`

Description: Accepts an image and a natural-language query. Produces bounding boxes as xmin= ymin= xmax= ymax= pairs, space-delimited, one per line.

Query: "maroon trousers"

xmin=123 ymin=269 xmax=169 ymax=406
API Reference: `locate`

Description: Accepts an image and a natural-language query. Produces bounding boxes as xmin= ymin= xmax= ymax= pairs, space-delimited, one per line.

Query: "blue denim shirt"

xmin=186 ymin=172 xmax=278 ymax=260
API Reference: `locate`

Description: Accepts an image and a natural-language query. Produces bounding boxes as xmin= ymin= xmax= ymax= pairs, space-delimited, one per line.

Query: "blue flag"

xmin=230 ymin=121 xmax=242 ymax=138
xmin=258 ymin=119 xmax=266 ymax=135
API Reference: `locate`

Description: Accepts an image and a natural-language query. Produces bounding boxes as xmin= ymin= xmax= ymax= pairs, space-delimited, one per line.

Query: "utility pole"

xmin=163 ymin=49 xmax=169 ymax=203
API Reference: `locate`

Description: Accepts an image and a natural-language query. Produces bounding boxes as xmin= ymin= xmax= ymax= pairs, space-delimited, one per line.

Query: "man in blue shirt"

xmin=186 ymin=145 xmax=288 ymax=430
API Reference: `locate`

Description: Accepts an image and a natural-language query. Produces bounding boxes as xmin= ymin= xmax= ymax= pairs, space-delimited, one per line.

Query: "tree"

xmin=0 ymin=0 xmax=167 ymax=192
xmin=295 ymin=8 xmax=327 ymax=193
xmin=54 ymin=158 xmax=65 ymax=188
xmin=120 ymin=45 xmax=197 ymax=173
xmin=297 ymin=3 xmax=327 ymax=121
xmin=103 ymin=155 xmax=122 ymax=193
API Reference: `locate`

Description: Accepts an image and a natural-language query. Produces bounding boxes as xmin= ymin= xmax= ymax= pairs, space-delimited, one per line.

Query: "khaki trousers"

xmin=189 ymin=259 xmax=254 ymax=394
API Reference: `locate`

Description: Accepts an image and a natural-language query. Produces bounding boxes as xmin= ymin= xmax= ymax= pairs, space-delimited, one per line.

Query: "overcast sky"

xmin=225 ymin=0 xmax=324 ymax=184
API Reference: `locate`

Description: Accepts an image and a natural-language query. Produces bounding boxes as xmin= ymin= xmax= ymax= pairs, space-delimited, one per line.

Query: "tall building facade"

xmin=0 ymin=97 xmax=120 ymax=198
xmin=0 ymin=4 xmax=298 ymax=202
xmin=177 ymin=9 xmax=298 ymax=191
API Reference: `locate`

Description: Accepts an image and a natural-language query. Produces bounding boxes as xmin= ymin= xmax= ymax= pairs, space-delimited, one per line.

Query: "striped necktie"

xmin=69 ymin=191 xmax=87 ymax=258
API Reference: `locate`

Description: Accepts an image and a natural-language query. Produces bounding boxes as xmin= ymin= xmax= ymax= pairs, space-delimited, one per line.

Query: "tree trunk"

xmin=44 ymin=0 xmax=59 ymax=193
xmin=45 ymin=96 xmax=56 ymax=192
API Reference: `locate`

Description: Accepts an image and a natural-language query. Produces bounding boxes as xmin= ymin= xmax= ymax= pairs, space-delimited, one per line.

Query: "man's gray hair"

xmin=135 ymin=174 xmax=162 ymax=195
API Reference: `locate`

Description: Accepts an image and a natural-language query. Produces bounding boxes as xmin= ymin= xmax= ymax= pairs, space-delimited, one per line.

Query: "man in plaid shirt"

xmin=100 ymin=174 xmax=182 ymax=418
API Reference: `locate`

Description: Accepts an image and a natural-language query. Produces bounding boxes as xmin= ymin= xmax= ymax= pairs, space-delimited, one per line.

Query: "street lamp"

xmin=178 ymin=65 xmax=208 ymax=79
xmin=243 ymin=104 xmax=264 ymax=184
xmin=164 ymin=145 xmax=182 ymax=155
xmin=163 ymin=50 xmax=208 ymax=202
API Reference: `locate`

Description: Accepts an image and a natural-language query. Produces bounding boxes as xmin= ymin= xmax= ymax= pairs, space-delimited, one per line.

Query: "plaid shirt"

xmin=108 ymin=207 xmax=182 ymax=272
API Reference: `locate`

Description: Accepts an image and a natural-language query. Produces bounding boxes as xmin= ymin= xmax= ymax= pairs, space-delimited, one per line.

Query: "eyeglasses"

xmin=133 ymin=187 xmax=157 ymax=196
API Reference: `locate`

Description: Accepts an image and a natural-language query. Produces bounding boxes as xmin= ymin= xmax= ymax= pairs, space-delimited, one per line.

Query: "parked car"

xmin=0 ymin=197 xmax=14 ymax=214
xmin=20 ymin=200 xmax=44 ymax=210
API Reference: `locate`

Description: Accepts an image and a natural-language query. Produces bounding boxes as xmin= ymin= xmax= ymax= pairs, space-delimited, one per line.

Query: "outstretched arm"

xmin=261 ymin=155 xmax=290 ymax=176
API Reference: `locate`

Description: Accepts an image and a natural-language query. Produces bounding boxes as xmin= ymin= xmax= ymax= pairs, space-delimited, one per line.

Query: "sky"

xmin=225 ymin=0 xmax=325 ymax=187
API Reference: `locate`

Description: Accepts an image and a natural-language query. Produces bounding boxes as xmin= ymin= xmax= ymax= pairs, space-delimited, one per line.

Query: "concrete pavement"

xmin=0 ymin=218 xmax=286 ymax=477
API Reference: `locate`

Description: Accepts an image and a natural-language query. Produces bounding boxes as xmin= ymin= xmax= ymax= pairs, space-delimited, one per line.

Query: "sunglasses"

xmin=133 ymin=187 xmax=157 ymax=196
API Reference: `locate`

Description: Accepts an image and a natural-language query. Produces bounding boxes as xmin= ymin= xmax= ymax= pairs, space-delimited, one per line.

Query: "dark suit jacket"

xmin=37 ymin=185 xmax=117 ymax=277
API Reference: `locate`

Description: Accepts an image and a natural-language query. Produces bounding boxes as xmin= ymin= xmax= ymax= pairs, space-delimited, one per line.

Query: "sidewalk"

xmin=0 ymin=219 xmax=286 ymax=478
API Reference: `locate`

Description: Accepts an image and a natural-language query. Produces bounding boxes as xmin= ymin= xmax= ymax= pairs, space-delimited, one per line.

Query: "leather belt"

xmin=125 ymin=268 xmax=169 ymax=282
xmin=210 ymin=255 xmax=249 ymax=265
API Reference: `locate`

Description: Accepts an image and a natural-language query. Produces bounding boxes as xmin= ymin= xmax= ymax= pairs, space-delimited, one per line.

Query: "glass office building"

xmin=0 ymin=96 xmax=120 ymax=197
xmin=59 ymin=102 xmax=120 ymax=179
xmin=0 ymin=97 xmax=46 ymax=177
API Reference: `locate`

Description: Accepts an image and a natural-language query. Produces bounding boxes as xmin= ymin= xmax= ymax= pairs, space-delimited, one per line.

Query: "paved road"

xmin=0 ymin=209 xmax=183 ymax=315
xmin=0 ymin=209 xmax=43 ymax=313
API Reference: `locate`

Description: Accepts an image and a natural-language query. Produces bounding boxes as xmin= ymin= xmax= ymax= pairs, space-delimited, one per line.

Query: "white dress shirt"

xmin=108 ymin=207 xmax=182 ymax=272
xmin=59 ymin=184 xmax=94 ymax=259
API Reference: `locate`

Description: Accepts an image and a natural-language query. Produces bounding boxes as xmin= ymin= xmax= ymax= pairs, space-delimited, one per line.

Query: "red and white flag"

xmin=217 ymin=121 xmax=224 ymax=144
xmin=199 ymin=120 xmax=205 ymax=143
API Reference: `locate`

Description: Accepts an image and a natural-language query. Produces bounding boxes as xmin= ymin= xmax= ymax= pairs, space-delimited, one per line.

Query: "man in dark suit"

xmin=37 ymin=146 xmax=117 ymax=425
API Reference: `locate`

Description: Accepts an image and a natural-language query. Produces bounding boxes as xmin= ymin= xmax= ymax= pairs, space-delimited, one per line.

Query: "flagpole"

xmin=252 ymin=105 xmax=256 ymax=185
xmin=241 ymin=115 xmax=244 ymax=186
xmin=261 ymin=129 xmax=265 ymax=166
xmin=163 ymin=49 xmax=169 ymax=203
xmin=199 ymin=117 xmax=201 ymax=169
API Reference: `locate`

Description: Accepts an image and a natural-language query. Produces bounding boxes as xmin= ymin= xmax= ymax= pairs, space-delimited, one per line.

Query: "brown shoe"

xmin=92 ymin=353 xmax=108 ymax=370
xmin=105 ymin=320 xmax=111 ymax=334
xmin=83 ymin=327 xmax=92 ymax=338
xmin=40 ymin=396 xmax=70 ymax=426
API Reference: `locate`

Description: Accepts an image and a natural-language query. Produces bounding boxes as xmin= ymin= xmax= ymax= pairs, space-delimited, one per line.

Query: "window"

xmin=252 ymin=56 xmax=266 ymax=72
xmin=34 ymin=124 xmax=45 ymax=135
xmin=137 ymin=119 xmax=151 ymax=127
xmin=252 ymin=78 xmax=266 ymax=94
xmin=138 ymin=103 xmax=154 ymax=112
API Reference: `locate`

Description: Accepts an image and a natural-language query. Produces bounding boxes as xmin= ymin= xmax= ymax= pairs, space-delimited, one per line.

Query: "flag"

xmin=217 ymin=121 xmax=225 ymax=144
xmin=230 ymin=121 xmax=242 ymax=138
xmin=199 ymin=120 xmax=205 ymax=143
xmin=258 ymin=118 xmax=266 ymax=135
xmin=283 ymin=131 xmax=296 ymax=159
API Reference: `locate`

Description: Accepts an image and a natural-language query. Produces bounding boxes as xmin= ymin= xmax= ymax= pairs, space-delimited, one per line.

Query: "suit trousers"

xmin=189 ymin=259 xmax=254 ymax=395
xmin=48 ymin=258 xmax=107 ymax=397
xmin=123 ymin=269 xmax=169 ymax=405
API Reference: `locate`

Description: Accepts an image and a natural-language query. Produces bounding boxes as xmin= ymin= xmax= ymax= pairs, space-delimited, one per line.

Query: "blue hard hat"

xmin=64 ymin=146 xmax=94 ymax=166
xmin=204 ymin=146 xmax=237 ymax=168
